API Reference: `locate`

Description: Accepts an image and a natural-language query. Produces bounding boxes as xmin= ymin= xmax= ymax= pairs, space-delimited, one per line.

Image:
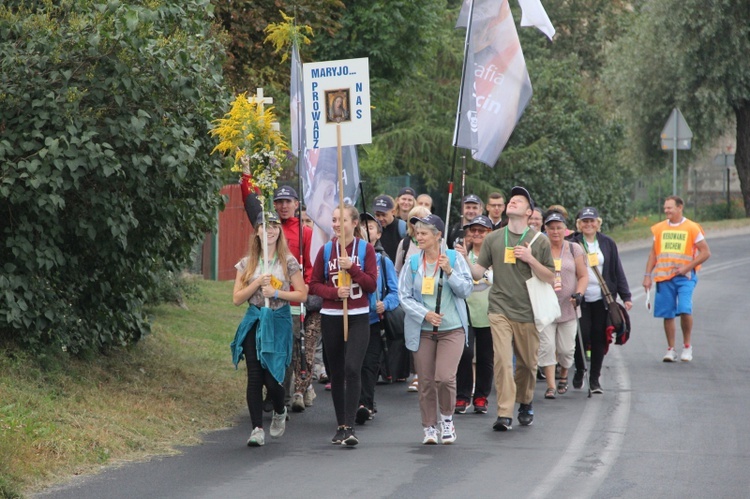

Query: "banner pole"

xmin=337 ymin=124 xmax=349 ymax=342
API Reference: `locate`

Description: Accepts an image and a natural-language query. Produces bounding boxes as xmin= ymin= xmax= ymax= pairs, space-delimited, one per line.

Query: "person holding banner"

xmin=309 ymin=204 xmax=377 ymax=446
xmin=230 ymin=212 xmax=308 ymax=447
xmin=398 ymin=214 xmax=473 ymax=445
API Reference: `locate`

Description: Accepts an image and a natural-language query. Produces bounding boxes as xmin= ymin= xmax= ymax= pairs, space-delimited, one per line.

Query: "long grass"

xmin=0 ymin=278 xmax=245 ymax=498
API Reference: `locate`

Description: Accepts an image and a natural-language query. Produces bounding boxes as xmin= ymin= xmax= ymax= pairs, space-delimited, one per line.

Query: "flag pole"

xmin=433 ymin=0 xmax=476 ymax=332
xmin=292 ymin=39 xmax=308 ymax=380
xmin=337 ymin=123 xmax=349 ymax=342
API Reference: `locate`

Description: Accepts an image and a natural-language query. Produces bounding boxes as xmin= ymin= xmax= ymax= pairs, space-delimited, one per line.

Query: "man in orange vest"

xmin=643 ymin=196 xmax=711 ymax=362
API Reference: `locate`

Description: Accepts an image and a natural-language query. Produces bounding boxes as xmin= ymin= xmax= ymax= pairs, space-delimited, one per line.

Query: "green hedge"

xmin=0 ymin=0 xmax=228 ymax=354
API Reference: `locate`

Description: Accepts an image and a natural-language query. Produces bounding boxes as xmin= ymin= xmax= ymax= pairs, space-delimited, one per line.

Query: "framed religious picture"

xmin=325 ymin=89 xmax=351 ymax=124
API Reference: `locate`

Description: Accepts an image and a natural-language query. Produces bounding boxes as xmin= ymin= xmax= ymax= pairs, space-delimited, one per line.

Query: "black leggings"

xmin=574 ymin=299 xmax=608 ymax=382
xmin=456 ymin=325 xmax=494 ymax=401
xmin=322 ymin=313 xmax=370 ymax=427
xmin=243 ymin=323 xmax=285 ymax=429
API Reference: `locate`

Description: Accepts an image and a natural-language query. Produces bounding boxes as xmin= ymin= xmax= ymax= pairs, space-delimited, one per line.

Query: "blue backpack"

xmin=323 ymin=238 xmax=369 ymax=281
xmin=409 ymin=250 xmax=458 ymax=276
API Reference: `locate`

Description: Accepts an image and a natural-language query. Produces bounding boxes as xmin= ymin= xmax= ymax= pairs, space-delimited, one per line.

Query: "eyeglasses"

xmin=467 ymin=227 xmax=490 ymax=234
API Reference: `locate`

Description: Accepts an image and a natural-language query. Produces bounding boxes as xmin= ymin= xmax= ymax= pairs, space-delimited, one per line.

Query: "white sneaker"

xmin=408 ymin=376 xmax=419 ymax=392
xmin=247 ymin=427 xmax=265 ymax=446
xmin=304 ymin=385 xmax=317 ymax=407
xmin=422 ymin=426 xmax=439 ymax=445
xmin=681 ymin=346 xmax=693 ymax=362
xmin=441 ymin=419 xmax=456 ymax=444
xmin=663 ymin=348 xmax=677 ymax=362
xmin=291 ymin=393 xmax=305 ymax=412
xmin=270 ymin=408 xmax=287 ymax=438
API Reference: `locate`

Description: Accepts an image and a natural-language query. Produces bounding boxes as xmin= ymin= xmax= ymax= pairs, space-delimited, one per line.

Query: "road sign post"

xmin=660 ymin=108 xmax=693 ymax=196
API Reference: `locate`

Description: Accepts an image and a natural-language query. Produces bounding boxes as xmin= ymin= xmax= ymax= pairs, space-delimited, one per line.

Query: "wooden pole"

xmin=337 ymin=124 xmax=349 ymax=341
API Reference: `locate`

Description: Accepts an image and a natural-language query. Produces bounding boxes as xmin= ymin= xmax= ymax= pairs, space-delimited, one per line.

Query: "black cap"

xmin=398 ymin=187 xmax=416 ymax=198
xmin=510 ymin=186 xmax=535 ymax=210
xmin=359 ymin=212 xmax=382 ymax=229
xmin=256 ymin=211 xmax=281 ymax=226
xmin=544 ymin=212 xmax=567 ymax=226
xmin=372 ymin=195 xmax=395 ymax=212
xmin=463 ymin=215 xmax=493 ymax=230
xmin=462 ymin=194 xmax=482 ymax=205
xmin=578 ymin=207 xmax=599 ymax=220
xmin=273 ymin=185 xmax=298 ymax=201
xmin=410 ymin=214 xmax=445 ymax=234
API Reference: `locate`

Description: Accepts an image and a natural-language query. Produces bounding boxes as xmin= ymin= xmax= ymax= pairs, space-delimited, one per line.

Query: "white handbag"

xmin=525 ymin=233 xmax=562 ymax=332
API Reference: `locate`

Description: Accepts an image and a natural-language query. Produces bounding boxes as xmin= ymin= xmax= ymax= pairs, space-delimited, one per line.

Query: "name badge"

xmin=338 ymin=271 xmax=351 ymax=287
xmin=504 ymin=247 xmax=516 ymax=264
xmin=587 ymin=253 xmax=599 ymax=268
xmin=554 ymin=259 xmax=562 ymax=272
xmin=269 ymin=275 xmax=283 ymax=290
xmin=422 ymin=276 xmax=436 ymax=295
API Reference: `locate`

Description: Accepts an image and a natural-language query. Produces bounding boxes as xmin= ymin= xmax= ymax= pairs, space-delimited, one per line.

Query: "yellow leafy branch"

xmin=264 ymin=10 xmax=313 ymax=62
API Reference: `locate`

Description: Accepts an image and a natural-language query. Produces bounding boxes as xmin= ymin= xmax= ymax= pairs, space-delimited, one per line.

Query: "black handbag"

xmin=584 ymin=244 xmax=631 ymax=345
xmin=379 ymin=256 xmax=405 ymax=340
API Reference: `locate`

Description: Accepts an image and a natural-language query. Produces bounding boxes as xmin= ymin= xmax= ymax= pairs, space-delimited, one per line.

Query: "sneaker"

xmin=342 ymin=427 xmax=359 ymax=446
xmin=422 ymin=426 xmax=439 ymax=445
xmin=291 ymin=393 xmax=305 ymax=413
xmin=454 ymin=399 xmax=469 ymax=414
xmin=681 ymin=346 xmax=693 ymax=362
xmin=325 ymin=382 xmax=332 ymax=391
xmin=270 ymin=408 xmax=287 ymax=438
xmin=441 ymin=419 xmax=457 ymax=444
xmin=304 ymin=386 xmax=316 ymax=407
xmin=493 ymin=417 xmax=512 ymax=431
xmin=518 ymin=403 xmax=534 ymax=426
xmin=331 ymin=426 xmax=346 ymax=444
xmin=408 ymin=377 xmax=419 ymax=392
xmin=355 ymin=405 xmax=371 ymax=425
xmin=318 ymin=371 xmax=329 ymax=383
xmin=573 ymin=369 xmax=584 ymax=389
xmin=663 ymin=348 xmax=677 ymax=362
xmin=473 ymin=397 xmax=488 ymax=414
xmin=590 ymin=379 xmax=603 ymax=394
xmin=247 ymin=427 xmax=265 ymax=446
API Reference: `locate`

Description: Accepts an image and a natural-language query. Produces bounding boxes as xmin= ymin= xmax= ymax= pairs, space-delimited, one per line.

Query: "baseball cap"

xmin=578 ymin=207 xmax=599 ymax=220
xmin=256 ymin=211 xmax=281 ymax=226
xmin=463 ymin=215 xmax=493 ymax=230
xmin=510 ymin=186 xmax=535 ymax=210
xmin=273 ymin=185 xmax=298 ymax=201
xmin=398 ymin=187 xmax=416 ymax=198
xmin=372 ymin=195 xmax=395 ymax=213
xmin=359 ymin=212 xmax=382 ymax=229
xmin=410 ymin=214 xmax=445 ymax=234
xmin=463 ymin=194 xmax=482 ymax=205
xmin=544 ymin=212 xmax=567 ymax=226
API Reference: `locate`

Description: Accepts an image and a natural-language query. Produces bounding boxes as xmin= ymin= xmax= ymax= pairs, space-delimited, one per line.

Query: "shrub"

xmin=0 ymin=0 xmax=228 ymax=354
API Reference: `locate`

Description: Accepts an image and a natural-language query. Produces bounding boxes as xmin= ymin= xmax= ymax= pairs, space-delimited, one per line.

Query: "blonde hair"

xmin=575 ymin=217 xmax=603 ymax=232
xmin=547 ymin=204 xmax=569 ymax=219
xmin=241 ymin=223 xmax=292 ymax=286
xmin=406 ymin=205 xmax=431 ymax=237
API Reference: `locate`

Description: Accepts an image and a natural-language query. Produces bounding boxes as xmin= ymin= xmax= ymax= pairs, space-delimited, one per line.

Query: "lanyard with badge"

xmin=504 ymin=226 xmax=529 ymax=264
xmin=335 ymin=237 xmax=357 ymax=287
xmin=420 ymin=250 xmax=441 ymax=295
xmin=582 ymin=238 xmax=600 ymax=268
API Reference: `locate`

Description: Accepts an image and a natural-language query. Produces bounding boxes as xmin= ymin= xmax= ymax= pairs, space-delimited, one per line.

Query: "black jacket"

xmin=570 ymin=232 xmax=632 ymax=303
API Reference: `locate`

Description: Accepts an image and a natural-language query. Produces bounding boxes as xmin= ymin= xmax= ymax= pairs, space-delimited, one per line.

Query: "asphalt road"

xmin=36 ymin=233 xmax=750 ymax=499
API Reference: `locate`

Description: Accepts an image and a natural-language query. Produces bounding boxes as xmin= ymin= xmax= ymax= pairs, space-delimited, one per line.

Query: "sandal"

xmin=557 ymin=380 xmax=568 ymax=395
xmin=544 ymin=387 xmax=556 ymax=399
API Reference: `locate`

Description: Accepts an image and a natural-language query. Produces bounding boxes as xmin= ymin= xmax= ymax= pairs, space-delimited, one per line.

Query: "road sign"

xmin=660 ymin=108 xmax=693 ymax=150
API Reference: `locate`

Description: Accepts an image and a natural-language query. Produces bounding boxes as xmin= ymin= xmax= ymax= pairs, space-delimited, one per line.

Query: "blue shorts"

xmin=654 ymin=272 xmax=697 ymax=319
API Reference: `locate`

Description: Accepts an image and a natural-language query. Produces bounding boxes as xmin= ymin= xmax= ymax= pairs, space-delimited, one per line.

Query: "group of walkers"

xmin=230 ymin=180 xmax=710 ymax=447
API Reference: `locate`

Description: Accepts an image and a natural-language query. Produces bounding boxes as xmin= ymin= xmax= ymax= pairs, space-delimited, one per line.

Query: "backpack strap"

xmin=398 ymin=219 xmax=407 ymax=239
xmin=401 ymin=236 xmax=412 ymax=267
xmin=323 ymin=241 xmax=333 ymax=281
xmin=410 ymin=250 xmax=457 ymax=274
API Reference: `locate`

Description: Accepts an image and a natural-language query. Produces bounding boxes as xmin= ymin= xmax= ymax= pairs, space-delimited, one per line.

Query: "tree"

xmin=604 ymin=0 xmax=750 ymax=216
xmin=0 ymin=0 xmax=228 ymax=353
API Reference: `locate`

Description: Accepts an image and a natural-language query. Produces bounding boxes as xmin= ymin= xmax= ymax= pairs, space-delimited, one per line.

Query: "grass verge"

xmin=608 ymin=215 xmax=750 ymax=244
xmin=0 ymin=278 xmax=244 ymax=498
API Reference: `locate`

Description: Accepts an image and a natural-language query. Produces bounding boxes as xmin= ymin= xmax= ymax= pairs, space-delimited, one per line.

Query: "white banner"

xmin=303 ymin=58 xmax=372 ymax=149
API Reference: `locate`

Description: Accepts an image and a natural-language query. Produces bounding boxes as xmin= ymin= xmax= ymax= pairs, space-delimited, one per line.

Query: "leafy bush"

xmin=0 ymin=0 xmax=228 ymax=354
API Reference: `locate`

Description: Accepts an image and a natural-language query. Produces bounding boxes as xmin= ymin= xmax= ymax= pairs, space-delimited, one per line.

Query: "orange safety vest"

xmin=650 ymin=218 xmax=705 ymax=282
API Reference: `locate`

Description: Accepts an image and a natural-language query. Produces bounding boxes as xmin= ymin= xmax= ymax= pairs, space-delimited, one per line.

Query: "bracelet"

xmin=273 ymin=290 xmax=279 ymax=299
xmin=643 ymin=273 xmax=651 ymax=277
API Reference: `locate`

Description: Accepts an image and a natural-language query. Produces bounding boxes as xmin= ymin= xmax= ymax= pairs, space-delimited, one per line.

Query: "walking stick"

xmin=336 ymin=124 xmax=349 ymax=341
xmin=575 ymin=315 xmax=591 ymax=398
